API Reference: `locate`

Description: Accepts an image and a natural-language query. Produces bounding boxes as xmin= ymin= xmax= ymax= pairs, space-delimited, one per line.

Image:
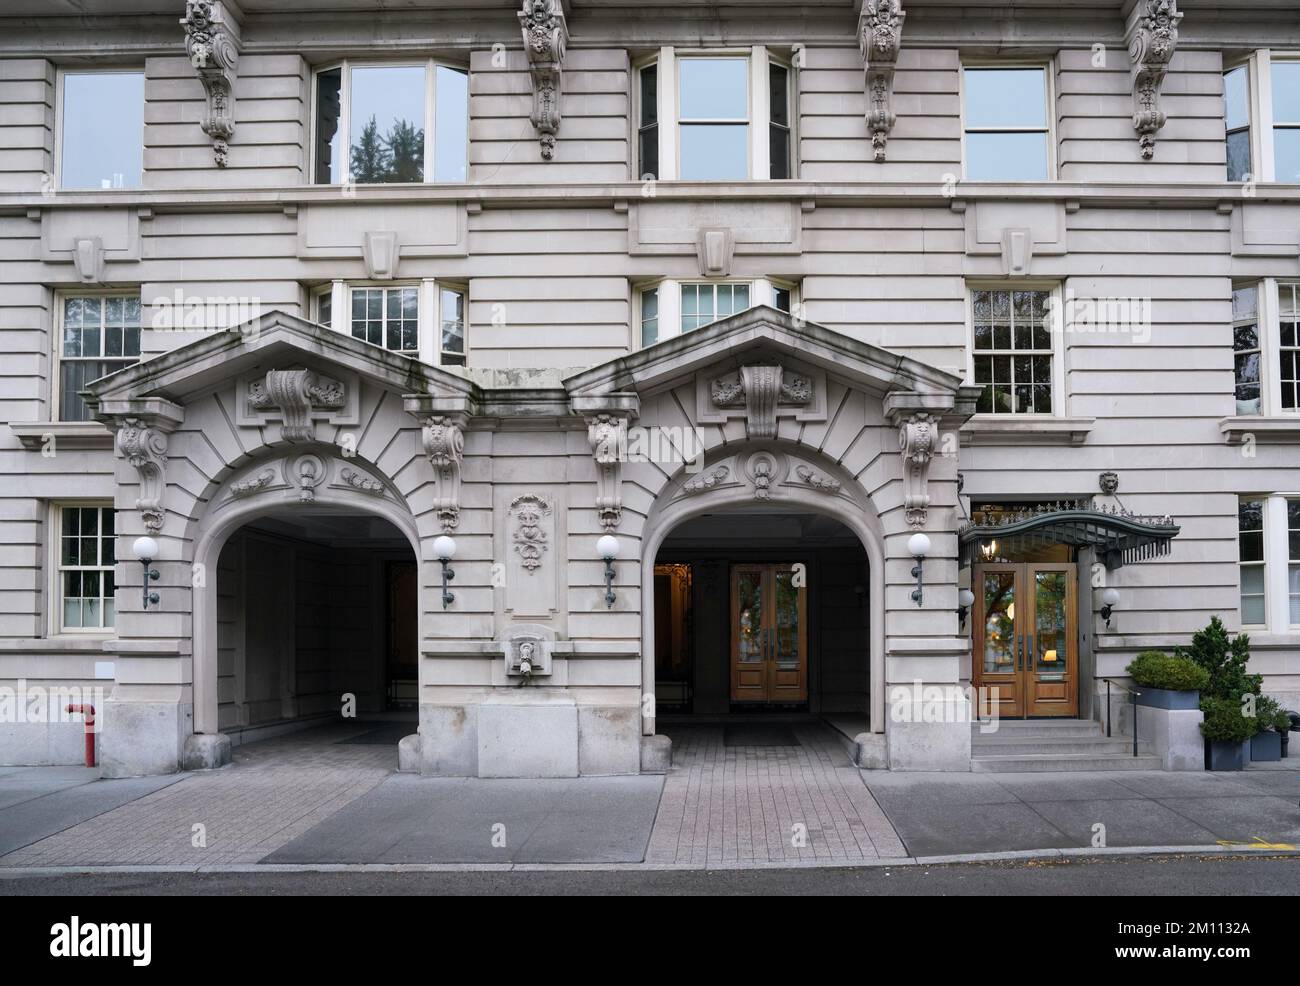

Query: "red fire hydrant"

xmin=65 ymin=704 xmax=96 ymax=768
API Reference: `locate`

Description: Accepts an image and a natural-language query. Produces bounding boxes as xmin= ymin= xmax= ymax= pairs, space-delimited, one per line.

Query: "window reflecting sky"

xmin=966 ymin=132 xmax=1049 ymax=180
xmin=349 ymin=65 xmax=425 ymax=181
xmin=1272 ymin=62 xmax=1300 ymax=122
xmin=61 ymin=72 xmax=144 ymax=189
xmin=435 ymin=65 xmax=468 ymax=182
xmin=964 ymin=68 xmax=1047 ymax=128
xmin=679 ymin=58 xmax=748 ymax=119
xmin=680 ymin=124 xmax=749 ymax=179
xmin=1224 ymin=65 xmax=1249 ymax=130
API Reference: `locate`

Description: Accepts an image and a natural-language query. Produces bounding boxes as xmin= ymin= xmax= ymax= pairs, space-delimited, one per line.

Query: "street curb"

xmin=0 ymin=843 xmax=1296 ymax=877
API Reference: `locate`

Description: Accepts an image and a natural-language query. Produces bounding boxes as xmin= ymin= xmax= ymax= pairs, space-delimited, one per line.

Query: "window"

xmin=314 ymin=60 xmax=468 ymax=184
xmin=638 ymin=48 xmax=791 ymax=180
xmin=1239 ymin=497 xmax=1266 ymax=626
xmin=56 ymin=505 xmax=115 ymax=632
xmin=1289 ymin=499 xmax=1300 ymax=624
xmin=314 ymin=281 xmax=466 ymax=366
xmin=636 ymin=277 xmax=798 ymax=347
xmin=1224 ymin=64 xmax=1252 ymax=182
xmin=962 ymin=67 xmax=1051 ymax=180
xmin=971 ymin=288 xmax=1054 ymax=414
xmin=57 ymin=294 xmax=142 ymax=422
xmin=1272 ymin=59 xmax=1300 ymax=182
xmin=1232 ymin=284 xmax=1262 ymax=414
xmin=1281 ymin=283 xmax=1299 ymax=410
xmin=59 ymin=70 xmax=144 ymax=189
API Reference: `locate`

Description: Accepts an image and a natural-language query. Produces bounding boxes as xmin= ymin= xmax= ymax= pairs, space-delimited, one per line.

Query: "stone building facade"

xmin=1 ymin=0 xmax=1298 ymax=776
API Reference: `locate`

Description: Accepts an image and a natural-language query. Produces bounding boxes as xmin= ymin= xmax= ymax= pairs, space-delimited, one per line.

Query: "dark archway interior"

xmin=214 ymin=508 xmax=417 ymax=743
xmin=653 ymin=509 xmax=870 ymax=726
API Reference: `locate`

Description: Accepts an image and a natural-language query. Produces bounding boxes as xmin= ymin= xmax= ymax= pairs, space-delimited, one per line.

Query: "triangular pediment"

xmin=85 ymin=308 xmax=477 ymax=411
xmin=564 ymin=306 xmax=975 ymax=419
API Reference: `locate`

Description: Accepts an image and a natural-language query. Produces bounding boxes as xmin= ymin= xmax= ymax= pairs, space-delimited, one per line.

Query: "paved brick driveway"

xmin=646 ymin=723 xmax=905 ymax=866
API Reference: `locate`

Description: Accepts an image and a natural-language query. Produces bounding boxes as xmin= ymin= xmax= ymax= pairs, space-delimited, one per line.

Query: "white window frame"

xmin=1223 ymin=60 xmax=1253 ymax=182
xmin=55 ymin=67 xmax=145 ymax=191
xmin=311 ymin=58 xmax=469 ymax=185
xmin=637 ymin=46 xmax=794 ymax=181
xmin=634 ymin=276 xmax=799 ymax=349
xmin=1243 ymin=493 xmax=1300 ymax=632
xmin=1235 ymin=50 xmax=1300 ymax=183
xmin=49 ymin=501 xmax=117 ymax=636
xmin=959 ymin=61 xmax=1056 ymax=181
xmin=313 ymin=280 xmax=467 ymax=366
xmin=964 ymin=282 xmax=1066 ymax=417
xmin=1231 ymin=280 xmax=1263 ymax=414
xmin=52 ymin=289 xmax=143 ymax=423
xmin=1233 ymin=278 xmax=1299 ymax=417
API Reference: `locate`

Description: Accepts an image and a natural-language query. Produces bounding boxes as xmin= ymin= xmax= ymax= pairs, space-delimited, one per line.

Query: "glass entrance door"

xmin=730 ymin=563 xmax=807 ymax=704
xmin=973 ymin=563 xmax=1077 ymax=718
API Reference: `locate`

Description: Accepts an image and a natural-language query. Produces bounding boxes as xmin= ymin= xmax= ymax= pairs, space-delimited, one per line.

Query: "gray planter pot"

xmin=1135 ymin=686 xmax=1200 ymax=710
xmin=1250 ymin=729 xmax=1282 ymax=762
xmin=1204 ymin=739 xmax=1248 ymax=771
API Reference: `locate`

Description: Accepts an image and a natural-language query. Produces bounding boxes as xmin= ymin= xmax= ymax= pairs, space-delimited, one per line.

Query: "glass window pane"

xmin=1233 ymin=284 xmax=1258 ymax=322
xmin=1241 ymin=589 xmax=1266 ymax=626
xmin=318 ymin=291 xmax=332 ymax=328
xmin=769 ymin=63 xmax=789 ymax=127
xmin=640 ymin=64 xmax=658 ymax=126
xmin=639 ymin=125 xmax=659 ymax=180
xmin=1224 ymin=66 xmax=1250 ymax=130
xmin=679 ymin=58 xmax=748 ymax=120
xmin=434 ymin=66 xmax=468 ymax=182
xmin=680 ymin=124 xmax=749 ymax=180
xmin=349 ymin=65 xmax=426 ymax=183
xmin=773 ymin=286 xmax=791 ymax=313
xmin=641 ymin=287 xmax=659 ymax=347
xmin=1272 ymin=62 xmax=1300 ymax=123
xmin=966 ymin=132 xmax=1049 ymax=180
xmin=315 ymin=67 xmax=343 ymax=183
xmin=60 ymin=72 xmax=144 ymax=189
xmin=1274 ymin=127 xmax=1300 ymax=184
xmin=964 ymin=68 xmax=1046 ymax=128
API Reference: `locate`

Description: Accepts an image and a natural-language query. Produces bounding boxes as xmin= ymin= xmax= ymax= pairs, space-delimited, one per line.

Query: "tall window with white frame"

xmin=316 ymin=282 xmax=467 ymax=366
xmin=439 ymin=286 xmax=466 ymax=366
xmin=58 ymin=295 xmax=142 ymax=422
xmin=971 ymin=288 xmax=1054 ymax=414
xmin=1232 ymin=283 xmax=1262 ymax=414
xmin=351 ymin=286 xmax=419 ymax=354
xmin=1239 ymin=497 xmax=1266 ymax=627
xmin=1223 ymin=64 xmax=1252 ymax=182
xmin=59 ymin=70 xmax=144 ymax=189
xmin=637 ymin=277 xmax=796 ymax=348
xmin=57 ymin=505 xmax=116 ymax=632
xmin=962 ymin=67 xmax=1051 ymax=180
xmin=314 ymin=61 xmax=468 ymax=184
xmin=1272 ymin=59 xmax=1300 ymax=183
xmin=1289 ymin=498 xmax=1300 ymax=625
xmin=1280 ymin=282 xmax=1299 ymax=411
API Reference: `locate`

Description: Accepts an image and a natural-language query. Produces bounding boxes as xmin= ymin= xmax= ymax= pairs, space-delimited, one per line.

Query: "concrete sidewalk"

xmin=862 ymin=766 xmax=1300 ymax=857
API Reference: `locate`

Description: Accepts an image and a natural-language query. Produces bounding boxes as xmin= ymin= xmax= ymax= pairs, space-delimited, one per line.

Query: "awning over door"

xmin=959 ymin=500 xmax=1180 ymax=570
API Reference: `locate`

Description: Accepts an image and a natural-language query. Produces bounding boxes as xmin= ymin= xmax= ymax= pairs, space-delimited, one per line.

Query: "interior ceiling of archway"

xmin=660 ymin=512 xmax=858 ymax=547
xmin=241 ymin=510 xmax=412 ymax=551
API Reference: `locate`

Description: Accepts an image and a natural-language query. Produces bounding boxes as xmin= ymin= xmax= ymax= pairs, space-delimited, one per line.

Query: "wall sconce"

xmin=132 ymin=536 xmax=160 ymax=610
xmin=597 ymin=534 xmax=620 ymax=608
xmin=957 ymin=587 xmax=975 ymax=629
xmin=434 ymin=535 xmax=456 ymax=609
xmin=907 ymin=532 xmax=931 ymax=607
xmin=1100 ymin=586 xmax=1120 ymax=629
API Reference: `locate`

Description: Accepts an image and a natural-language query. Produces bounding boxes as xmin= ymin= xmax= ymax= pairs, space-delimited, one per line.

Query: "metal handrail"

xmin=1099 ymin=677 xmax=1141 ymax=757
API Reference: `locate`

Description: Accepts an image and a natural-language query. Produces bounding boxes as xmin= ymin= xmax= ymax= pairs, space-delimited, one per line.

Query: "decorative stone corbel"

xmin=586 ymin=413 xmax=629 ymax=532
xmin=518 ymin=0 xmax=568 ymax=160
xmin=898 ymin=411 xmax=938 ymax=529
xmin=180 ymin=1 xmax=242 ymax=168
xmin=859 ymin=0 xmax=905 ymax=163
xmin=247 ymin=369 xmax=346 ymax=443
xmin=72 ymin=238 xmax=104 ymax=284
xmin=422 ymin=414 xmax=466 ymax=532
xmin=117 ymin=420 xmax=170 ymax=534
xmin=710 ymin=365 xmax=814 ymax=440
xmin=1126 ymin=0 xmax=1182 ymax=160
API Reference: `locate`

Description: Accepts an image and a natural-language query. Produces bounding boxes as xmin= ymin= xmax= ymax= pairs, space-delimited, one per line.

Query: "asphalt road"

xmin=3 ymin=854 xmax=1299 ymax=895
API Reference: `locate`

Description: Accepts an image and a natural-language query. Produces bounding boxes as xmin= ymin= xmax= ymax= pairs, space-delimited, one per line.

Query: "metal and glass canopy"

xmin=959 ymin=500 xmax=1180 ymax=570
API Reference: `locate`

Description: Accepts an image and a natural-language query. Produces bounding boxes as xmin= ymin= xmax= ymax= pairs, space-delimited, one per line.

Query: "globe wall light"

xmin=1101 ymin=586 xmax=1120 ymax=629
xmin=957 ymin=587 xmax=976 ymax=630
xmin=434 ymin=535 xmax=457 ymax=609
xmin=132 ymin=536 xmax=160 ymax=610
xmin=907 ymin=532 xmax=931 ymax=607
xmin=597 ymin=534 xmax=620 ymax=608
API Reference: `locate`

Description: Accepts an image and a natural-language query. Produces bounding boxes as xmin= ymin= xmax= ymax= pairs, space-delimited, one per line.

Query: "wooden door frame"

xmin=973 ymin=562 xmax=1024 ymax=718
xmin=1024 ymin=562 xmax=1078 ymax=718
xmin=728 ymin=561 xmax=810 ymax=705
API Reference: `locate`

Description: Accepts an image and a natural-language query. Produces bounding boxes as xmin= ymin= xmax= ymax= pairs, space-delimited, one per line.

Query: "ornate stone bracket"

xmin=518 ymin=0 xmax=569 ymax=160
xmin=1126 ymin=0 xmax=1182 ymax=160
xmin=710 ymin=365 xmax=813 ymax=440
xmin=859 ymin=0 xmax=905 ymax=163
xmin=247 ymin=368 xmax=347 ymax=443
xmin=102 ymin=400 xmax=185 ymax=535
xmin=180 ymin=1 xmax=242 ymax=168
xmin=422 ymin=414 xmax=467 ymax=533
xmin=587 ymin=413 xmax=629 ymax=533
xmin=898 ymin=411 xmax=938 ymax=529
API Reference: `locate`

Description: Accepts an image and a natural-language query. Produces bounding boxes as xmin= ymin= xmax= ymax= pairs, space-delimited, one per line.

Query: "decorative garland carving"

xmin=422 ymin=415 xmax=466 ymax=533
xmin=510 ymin=493 xmax=552 ymax=572
xmin=117 ymin=419 xmax=169 ymax=533
xmin=795 ymin=463 xmax=842 ymax=494
xmin=180 ymin=1 xmax=242 ymax=168
xmin=340 ymin=467 xmax=384 ymax=495
xmin=587 ymin=413 xmax=628 ymax=533
xmin=859 ymin=0 xmax=905 ymax=163
xmin=1127 ymin=0 xmax=1182 ymax=160
xmin=230 ymin=468 xmax=275 ymax=497
xmin=518 ymin=0 xmax=569 ymax=160
xmin=681 ymin=465 xmax=730 ymax=495
xmin=247 ymin=369 xmax=346 ymax=443
xmin=898 ymin=412 xmax=938 ymax=529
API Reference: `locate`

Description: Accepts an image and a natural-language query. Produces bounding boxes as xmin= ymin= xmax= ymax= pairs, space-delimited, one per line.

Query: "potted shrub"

xmin=1200 ymin=696 xmax=1256 ymax=770
xmin=1127 ymin=650 xmax=1209 ymax=709
xmin=1248 ymin=697 xmax=1288 ymax=762
xmin=1174 ymin=616 xmax=1261 ymax=702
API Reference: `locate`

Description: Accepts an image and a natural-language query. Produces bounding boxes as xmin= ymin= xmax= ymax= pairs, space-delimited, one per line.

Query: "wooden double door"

xmin=730 ymin=563 xmax=808 ymax=704
xmin=973 ymin=563 xmax=1077 ymax=718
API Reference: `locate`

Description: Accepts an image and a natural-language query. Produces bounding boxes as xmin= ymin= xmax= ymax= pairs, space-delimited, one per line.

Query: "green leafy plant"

xmin=1174 ymin=616 xmax=1261 ymax=703
xmin=1252 ymin=695 xmax=1290 ymax=732
xmin=1126 ymin=650 xmax=1209 ymax=692
xmin=1198 ymin=695 xmax=1258 ymax=743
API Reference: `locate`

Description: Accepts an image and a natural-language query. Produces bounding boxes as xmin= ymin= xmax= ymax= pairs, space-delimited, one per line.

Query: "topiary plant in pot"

xmin=1248 ymin=696 xmax=1288 ymax=762
xmin=1199 ymin=696 xmax=1257 ymax=770
xmin=1127 ymin=650 xmax=1209 ymax=709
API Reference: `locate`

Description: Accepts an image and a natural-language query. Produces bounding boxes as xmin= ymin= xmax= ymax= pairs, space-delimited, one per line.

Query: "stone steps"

xmin=971 ymin=718 xmax=1159 ymax=771
xmin=972 ymin=752 xmax=1165 ymax=772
